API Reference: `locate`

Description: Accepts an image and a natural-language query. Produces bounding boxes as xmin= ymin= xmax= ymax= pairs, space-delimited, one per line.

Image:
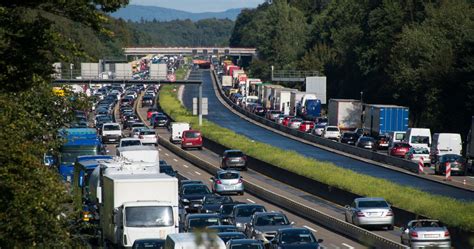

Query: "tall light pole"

xmin=360 ymin=91 xmax=364 ymax=129
xmin=70 ymin=63 xmax=74 ymax=79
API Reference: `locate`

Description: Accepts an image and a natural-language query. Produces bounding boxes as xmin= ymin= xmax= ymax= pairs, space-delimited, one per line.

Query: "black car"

xmin=355 ymin=136 xmax=376 ymax=150
xmin=184 ymin=213 xmax=221 ymax=232
xmin=179 ymin=184 xmax=212 ymax=213
xmin=227 ymin=239 xmax=264 ymax=249
xmin=217 ymin=232 xmax=247 ymax=243
xmin=206 ymin=225 xmax=238 ymax=233
xmin=219 ymin=201 xmax=246 ymax=225
xmin=160 ymin=165 xmax=177 ymax=177
xmin=132 ymin=238 xmax=164 ymax=249
xmin=270 ymin=228 xmax=323 ymax=249
xmin=141 ymin=94 xmax=154 ymax=107
xmin=199 ymin=195 xmax=233 ymax=213
xmin=340 ymin=132 xmax=359 ymax=145
xmin=153 ymin=115 xmax=169 ymax=128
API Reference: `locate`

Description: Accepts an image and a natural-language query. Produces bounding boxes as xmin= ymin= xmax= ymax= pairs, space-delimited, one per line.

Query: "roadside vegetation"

xmin=159 ymin=84 xmax=474 ymax=231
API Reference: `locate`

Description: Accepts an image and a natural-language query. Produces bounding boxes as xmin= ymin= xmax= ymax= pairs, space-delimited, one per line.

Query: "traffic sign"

xmin=167 ymin=74 xmax=176 ymax=82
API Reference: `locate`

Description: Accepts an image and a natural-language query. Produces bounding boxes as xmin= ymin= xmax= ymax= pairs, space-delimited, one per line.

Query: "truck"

xmin=328 ymin=99 xmax=363 ymax=131
xmin=165 ymin=233 xmax=226 ymax=249
xmin=298 ymin=98 xmax=322 ymax=121
xmin=117 ymin=145 xmax=159 ymax=163
xmin=170 ymin=122 xmax=190 ymax=143
xmin=221 ymin=75 xmax=233 ymax=87
xmin=289 ymin=91 xmax=305 ymax=116
xmin=362 ymin=104 xmax=409 ymax=137
xmin=273 ymin=88 xmax=295 ymax=114
xmin=305 ymin=76 xmax=327 ymax=104
xmin=101 ymin=173 xmax=179 ymax=248
xmin=101 ymin=122 xmax=122 ymax=144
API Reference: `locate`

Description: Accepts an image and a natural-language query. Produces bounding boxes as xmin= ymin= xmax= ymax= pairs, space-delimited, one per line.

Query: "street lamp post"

xmin=360 ymin=91 xmax=364 ymax=129
xmin=70 ymin=63 xmax=74 ymax=79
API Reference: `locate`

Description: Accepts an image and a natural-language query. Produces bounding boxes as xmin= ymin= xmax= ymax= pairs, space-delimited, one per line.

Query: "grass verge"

xmin=159 ymin=84 xmax=474 ymax=231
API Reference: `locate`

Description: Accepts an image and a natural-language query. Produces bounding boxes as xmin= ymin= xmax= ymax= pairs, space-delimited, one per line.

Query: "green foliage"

xmin=158 ymin=83 xmax=474 ymax=232
xmin=231 ymin=0 xmax=474 ymax=136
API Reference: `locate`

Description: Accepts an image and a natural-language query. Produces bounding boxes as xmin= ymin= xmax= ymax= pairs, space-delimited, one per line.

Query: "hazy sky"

xmin=130 ymin=0 xmax=265 ymax=12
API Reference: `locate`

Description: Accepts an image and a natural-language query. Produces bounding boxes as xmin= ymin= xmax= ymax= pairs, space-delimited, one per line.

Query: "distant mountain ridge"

xmin=110 ymin=5 xmax=242 ymax=22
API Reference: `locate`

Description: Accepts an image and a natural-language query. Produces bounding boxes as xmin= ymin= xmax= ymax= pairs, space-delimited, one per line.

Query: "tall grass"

xmin=159 ymin=85 xmax=474 ymax=231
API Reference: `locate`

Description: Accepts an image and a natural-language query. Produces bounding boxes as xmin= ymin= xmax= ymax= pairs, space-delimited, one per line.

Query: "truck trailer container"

xmin=221 ymin=75 xmax=233 ymax=87
xmin=363 ymin=104 xmax=409 ymax=136
xmin=328 ymin=99 xmax=362 ymax=131
xmin=289 ymin=91 xmax=305 ymax=116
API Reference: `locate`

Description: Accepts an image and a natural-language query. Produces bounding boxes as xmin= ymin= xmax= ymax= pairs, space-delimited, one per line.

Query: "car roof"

xmin=253 ymin=211 xmax=285 ymax=217
xmin=227 ymin=239 xmax=262 ymax=244
xmin=224 ymin=149 xmax=242 ymax=153
xmin=217 ymin=170 xmax=240 ymax=174
xmin=355 ymin=197 xmax=386 ymax=202
xmin=277 ymin=227 xmax=311 ymax=233
xmin=186 ymin=213 xmax=220 ymax=219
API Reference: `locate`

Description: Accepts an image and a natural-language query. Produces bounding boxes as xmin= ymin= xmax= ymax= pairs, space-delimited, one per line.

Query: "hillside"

xmin=110 ymin=5 xmax=242 ymax=21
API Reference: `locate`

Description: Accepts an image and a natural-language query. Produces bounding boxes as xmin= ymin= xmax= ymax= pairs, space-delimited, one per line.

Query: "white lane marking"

xmin=246 ymin=199 xmax=255 ymax=203
xmin=187 ymin=172 xmax=194 ymax=176
xmin=158 ymin=148 xmax=162 ymax=151
xmin=194 ymin=171 xmax=201 ymax=175
xmin=183 ymin=164 xmax=189 ymax=168
xmin=341 ymin=243 xmax=354 ymax=249
xmin=303 ymin=225 xmax=317 ymax=232
xmin=173 ymin=159 xmax=178 ymax=162
xmin=164 ymin=153 xmax=169 ymax=156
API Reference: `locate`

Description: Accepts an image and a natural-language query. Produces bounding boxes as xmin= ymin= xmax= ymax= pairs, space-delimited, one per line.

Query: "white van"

xmin=165 ymin=233 xmax=225 ymax=249
xmin=388 ymin=131 xmax=406 ymax=151
xmin=430 ymin=133 xmax=462 ymax=163
xmin=405 ymin=128 xmax=431 ymax=150
xmin=170 ymin=122 xmax=190 ymax=143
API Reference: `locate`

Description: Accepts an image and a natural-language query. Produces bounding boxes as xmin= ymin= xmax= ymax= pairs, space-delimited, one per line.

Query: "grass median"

xmin=159 ymin=84 xmax=474 ymax=232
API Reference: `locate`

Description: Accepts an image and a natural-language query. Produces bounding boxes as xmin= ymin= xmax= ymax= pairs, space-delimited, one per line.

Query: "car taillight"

xmin=386 ymin=211 xmax=393 ymax=216
xmin=410 ymin=231 xmax=418 ymax=237
xmin=444 ymin=230 xmax=450 ymax=237
xmin=216 ymin=180 xmax=222 ymax=184
xmin=356 ymin=211 xmax=365 ymax=217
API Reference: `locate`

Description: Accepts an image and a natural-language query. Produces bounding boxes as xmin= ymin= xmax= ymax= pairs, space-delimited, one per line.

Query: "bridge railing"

xmin=271 ymin=70 xmax=320 ymax=82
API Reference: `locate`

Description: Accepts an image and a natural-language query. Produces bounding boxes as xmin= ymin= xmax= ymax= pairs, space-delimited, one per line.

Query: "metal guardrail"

xmin=123 ymin=47 xmax=257 ymax=56
xmin=271 ymin=70 xmax=320 ymax=82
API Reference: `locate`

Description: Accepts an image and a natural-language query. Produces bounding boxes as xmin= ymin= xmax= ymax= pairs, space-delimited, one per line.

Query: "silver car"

xmin=244 ymin=212 xmax=293 ymax=243
xmin=211 ymin=170 xmax=244 ymax=195
xmin=344 ymin=197 xmax=394 ymax=230
xmin=311 ymin=124 xmax=326 ymax=136
xmin=400 ymin=219 xmax=451 ymax=248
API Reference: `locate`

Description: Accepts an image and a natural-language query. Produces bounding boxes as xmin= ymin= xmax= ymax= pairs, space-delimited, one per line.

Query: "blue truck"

xmin=297 ymin=99 xmax=322 ymax=121
xmin=58 ymin=128 xmax=105 ymax=182
xmin=363 ymin=104 xmax=409 ymax=136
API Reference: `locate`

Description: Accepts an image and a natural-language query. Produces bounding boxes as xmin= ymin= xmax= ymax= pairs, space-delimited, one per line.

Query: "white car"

xmin=138 ymin=129 xmax=158 ymax=145
xmin=288 ymin=118 xmax=303 ymax=129
xmin=131 ymin=127 xmax=145 ymax=138
xmin=101 ymin=122 xmax=122 ymax=144
xmin=312 ymin=124 xmax=326 ymax=136
xmin=117 ymin=138 xmax=142 ymax=149
xmin=322 ymin=126 xmax=341 ymax=140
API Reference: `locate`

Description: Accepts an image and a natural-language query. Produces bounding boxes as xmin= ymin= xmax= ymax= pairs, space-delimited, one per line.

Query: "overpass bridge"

xmin=123 ymin=47 xmax=257 ymax=57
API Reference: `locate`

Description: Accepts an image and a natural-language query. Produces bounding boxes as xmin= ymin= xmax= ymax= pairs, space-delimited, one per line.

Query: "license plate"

xmin=231 ymin=159 xmax=239 ymax=162
xmin=186 ymin=143 xmax=192 ymax=145
xmin=365 ymin=145 xmax=372 ymax=148
xmin=368 ymin=212 xmax=381 ymax=216
xmin=424 ymin=234 xmax=440 ymax=238
xmin=109 ymin=139 xmax=115 ymax=141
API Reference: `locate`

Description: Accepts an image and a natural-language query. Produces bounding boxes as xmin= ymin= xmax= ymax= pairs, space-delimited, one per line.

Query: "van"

xmin=388 ymin=131 xmax=406 ymax=151
xmin=405 ymin=128 xmax=431 ymax=150
xmin=430 ymin=133 xmax=462 ymax=163
xmin=165 ymin=233 xmax=225 ymax=249
xmin=170 ymin=122 xmax=190 ymax=143
xmin=181 ymin=130 xmax=203 ymax=150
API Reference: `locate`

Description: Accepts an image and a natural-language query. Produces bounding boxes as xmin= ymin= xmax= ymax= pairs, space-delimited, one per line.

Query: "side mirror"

xmin=112 ymin=208 xmax=120 ymax=225
xmin=317 ymin=239 xmax=324 ymax=243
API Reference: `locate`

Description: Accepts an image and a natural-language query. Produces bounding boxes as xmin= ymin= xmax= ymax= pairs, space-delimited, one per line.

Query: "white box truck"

xmin=430 ymin=133 xmax=462 ymax=163
xmin=165 ymin=233 xmax=225 ymax=249
xmin=101 ymin=173 xmax=179 ymax=248
xmin=117 ymin=145 xmax=159 ymax=163
xmin=221 ymin=75 xmax=233 ymax=87
xmin=170 ymin=122 xmax=190 ymax=143
xmin=328 ymin=99 xmax=362 ymax=131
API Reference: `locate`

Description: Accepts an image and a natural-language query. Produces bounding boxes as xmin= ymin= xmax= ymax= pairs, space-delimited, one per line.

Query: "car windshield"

xmin=255 ymin=214 xmax=289 ymax=226
xmin=121 ymin=140 xmax=141 ymax=147
xmin=189 ymin=217 xmax=219 ymax=229
xmin=410 ymin=136 xmax=430 ymax=144
xmin=184 ymin=131 xmax=201 ymax=138
xmin=204 ymin=196 xmax=229 ymax=205
xmin=160 ymin=166 xmax=174 ymax=174
xmin=132 ymin=123 xmax=145 ymax=128
xmin=281 ymin=230 xmax=315 ymax=244
xmin=236 ymin=206 xmax=265 ymax=217
xmin=230 ymin=244 xmax=263 ymax=249
xmin=410 ymin=221 xmax=441 ymax=228
xmin=327 ymin=127 xmax=339 ymax=132
xmin=413 ymin=147 xmax=429 ymax=154
xmin=396 ymin=143 xmax=410 ymax=148
xmin=395 ymin=133 xmax=406 ymax=140
xmin=358 ymin=200 xmax=389 ymax=208
xmin=343 ymin=133 xmax=357 ymax=138
xmin=141 ymin=130 xmax=156 ymax=135
xmin=221 ymin=204 xmax=236 ymax=215
xmin=103 ymin=125 xmax=120 ymax=131
xmin=219 ymin=234 xmax=246 ymax=243
xmin=125 ymin=206 xmax=173 ymax=227
xmin=442 ymin=155 xmax=463 ymax=162
xmin=361 ymin=137 xmax=374 ymax=142
xmin=183 ymin=185 xmax=210 ymax=195
xmin=226 ymin=151 xmax=244 ymax=157
xmin=219 ymin=172 xmax=239 ymax=179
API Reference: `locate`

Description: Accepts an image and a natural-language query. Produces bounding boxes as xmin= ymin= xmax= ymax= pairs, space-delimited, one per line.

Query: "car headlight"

xmin=254 ymin=230 xmax=262 ymax=235
xmin=236 ymin=222 xmax=243 ymax=227
xmin=182 ymin=199 xmax=189 ymax=203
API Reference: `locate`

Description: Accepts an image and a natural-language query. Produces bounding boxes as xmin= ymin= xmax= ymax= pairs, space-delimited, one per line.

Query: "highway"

xmin=106 ymin=96 xmax=371 ymax=249
xmin=181 ymin=69 xmax=474 ymax=201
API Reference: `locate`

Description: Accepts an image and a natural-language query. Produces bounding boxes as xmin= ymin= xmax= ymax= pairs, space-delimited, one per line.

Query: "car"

xmin=275 ymin=114 xmax=287 ymax=125
xmin=221 ymin=150 xmax=247 ymax=170
xmin=340 ymin=132 xmax=359 ymax=145
xmin=269 ymin=227 xmax=323 ymax=249
xmin=315 ymin=117 xmax=328 ymax=126
xmin=179 ymin=180 xmax=204 ymax=189
xmin=311 ymin=124 xmax=326 ymax=136
xmin=131 ymin=238 xmax=165 ymax=249
xmin=117 ymin=138 xmax=142 ymax=148
xmin=375 ymin=134 xmax=390 ymax=150
xmin=147 ymin=107 xmax=159 ymax=120
xmin=298 ymin=121 xmax=315 ymax=133
xmin=288 ymin=118 xmax=303 ymax=129
xmin=130 ymin=127 xmax=145 ymax=138
xmin=179 ymin=184 xmax=212 ymax=213
xmin=434 ymin=154 xmax=467 ymax=176
xmin=405 ymin=147 xmax=431 ymax=166
xmin=230 ymin=204 xmax=267 ymax=232
xmin=355 ymin=128 xmax=370 ymax=137
xmin=253 ymin=106 xmax=266 ymax=116
xmin=344 ymin=197 xmax=394 ymax=230
xmin=400 ymin=219 xmax=451 ymax=248
xmin=265 ymin=110 xmax=282 ymax=121
xmin=245 ymin=212 xmax=293 ymax=243
xmin=226 ymin=239 xmax=264 ymax=249
xmin=219 ymin=202 xmax=246 ymax=225
xmin=153 ymin=115 xmax=169 ymax=128
xmin=101 ymin=122 xmax=122 ymax=144
xmin=217 ymin=232 xmax=247 ymax=244
xmin=211 ymin=170 xmax=244 ymax=196
xmin=199 ymin=195 xmax=233 ymax=214
xmin=181 ymin=130 xmax=203 ymax=150
xmin=322 ymin=126 xmax=341 ymax=140
xmin=184 ymin=213 xmax=221 ymax=232
xmin=141 ymin=94 xmax=154 ymax=107
xmin=160 ymin=164 xmax=177 ymax=177
xmin=207 ymin=225 xmax=238 ymax=233
xmin=281 ymin=116 xmax=295 ymax=127
xmin=389 ymin=142 xmax=411 ymax=157
xmin=355 ymin=136 xmax=376 ymax=150
xmin=138 ymin=129 xmax=158 ymax=145
xmin=130 ymin=122 xmax=146 ymax=131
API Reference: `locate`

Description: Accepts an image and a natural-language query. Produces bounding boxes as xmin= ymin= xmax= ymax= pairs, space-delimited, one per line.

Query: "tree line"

xmin=230 ymin=0 xmax=474 ymax=137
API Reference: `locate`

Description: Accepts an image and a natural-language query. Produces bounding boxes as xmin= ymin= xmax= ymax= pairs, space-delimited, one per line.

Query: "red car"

xmin=389 ymin=142 xmax=411 ymax=157
xmin=181 ymin=130 xmax=203 ymax=150
xmin=299 ymin=121 xmax=315 ymax=133
xmin=147 ymin=107 xmax=159 ymax=120
xmin=282 ymin=116 xmax=295 ymax=127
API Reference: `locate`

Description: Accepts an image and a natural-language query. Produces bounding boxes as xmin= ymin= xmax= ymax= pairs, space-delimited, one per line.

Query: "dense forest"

xmin=230 ymin=0 xmax=474 ymax=136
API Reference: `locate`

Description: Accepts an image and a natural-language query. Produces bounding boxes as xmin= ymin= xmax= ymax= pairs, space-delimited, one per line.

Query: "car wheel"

xmin=388 ymin=225 xmax=394 ymax=230
xmin=239 ymin=191 xmax=244 ymax=196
